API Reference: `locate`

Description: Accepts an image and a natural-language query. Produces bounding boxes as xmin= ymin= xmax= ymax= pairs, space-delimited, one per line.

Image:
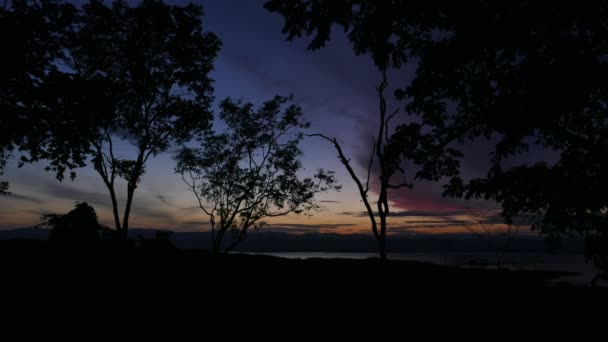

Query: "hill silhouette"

xmin=0 ymin=227 xmax=585 ymax=253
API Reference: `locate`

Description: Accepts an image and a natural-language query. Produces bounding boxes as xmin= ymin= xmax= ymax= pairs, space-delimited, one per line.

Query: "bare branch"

xmin=375 ymin=70 xmax=387 ymax=162
xmin=105 ymin=129 xmax=117 ymax=183
xmin=387 ymin=181 xmax=413 ymax=190
xmin=385 ymin=109 xmax=399 ymax=145
xmin=182 ymin=171 xmax=213 ymax=218
xmin=309 ymin=133 xmax=380 ymax=240
xmin=365 ymin=137 xmax=376 ymax=194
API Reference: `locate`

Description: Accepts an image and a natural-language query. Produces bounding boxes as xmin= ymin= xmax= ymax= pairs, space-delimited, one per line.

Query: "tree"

xmin=393 ymin=2 xmax=608 ymax=271
xmin=176 ymin=96 xmax=340 ymax=253
xmin=38 ymin=202 xmax=105 ymax=243
xmin=1 ymin=0 xmax=77 ymax=195
xmin=266 ymin=1 xmax=461 ymax=261
xmin=19 ymin=0 xmax=221 ymax=238
xmin=386 ymin=1 xmax=608 ymax=223
xmin=310 ymin=73 xmax=460 ymax=262
xmin=0 ymin=181 xmax=8 ymax=195
xmin=266 ymin=1 xmax=608 ymax=268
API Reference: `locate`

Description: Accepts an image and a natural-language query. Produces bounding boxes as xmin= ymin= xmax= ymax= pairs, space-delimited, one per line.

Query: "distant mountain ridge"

xmin=0 ymin=227 xmax=584 ymax=253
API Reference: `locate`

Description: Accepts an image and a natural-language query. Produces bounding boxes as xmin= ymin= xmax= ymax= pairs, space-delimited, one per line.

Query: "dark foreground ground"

xmin=2 ymin=239 xmax=607 ymax=334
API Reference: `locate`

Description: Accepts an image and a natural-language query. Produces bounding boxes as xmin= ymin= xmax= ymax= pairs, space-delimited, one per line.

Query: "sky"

xmin=0 ymin=0 xmax=529 ymax=237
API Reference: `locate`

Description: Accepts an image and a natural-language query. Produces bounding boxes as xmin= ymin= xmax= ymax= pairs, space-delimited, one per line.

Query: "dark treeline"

xmin=1 ymin=226 xmax=588 ymax=253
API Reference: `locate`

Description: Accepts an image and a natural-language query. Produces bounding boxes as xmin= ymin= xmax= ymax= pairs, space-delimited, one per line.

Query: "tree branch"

xmin=387 ymin=181 xmax=413 ymax=190
xmin=308 ymin=133 xmax=380 ymax=240
xmin=385 ymin=109 xmax=399 ymax=146
xmin=366 ymin=137 xmax=376 ymax=194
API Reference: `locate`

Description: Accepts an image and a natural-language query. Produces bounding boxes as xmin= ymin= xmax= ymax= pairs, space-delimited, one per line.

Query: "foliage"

xmin=0 ymin=181 xmax=8 ymax=195
xmin=267 ymin=1 xmax=462 ymax=261
xmin=38 ymin=202 xmax=105 ymax=242
xmin=0 ymin=0 xmax=78 ymax=191
xmin=5 ymin=0 xmax=221 ymax=234
xmin=176 ymin=96 xmax=340 ymax=253
xmin=266 ymin=1 xmax=608 ymax=261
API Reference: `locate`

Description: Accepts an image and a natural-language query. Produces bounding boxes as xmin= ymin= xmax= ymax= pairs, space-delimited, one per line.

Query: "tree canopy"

xmin=176 ymin=96 xmax=340 ymax=253
xmin=0 ymin=0 xmax=77 ymax=192
xmin=4 ymin=0 xmax=221 ymax=236
xmin=267 ymin=1 xmax=462 ymax=260
xmin=266 ymin=0 xmax=608 ymax=242
xmin=38 ymin=202 xmax=105 ymax=243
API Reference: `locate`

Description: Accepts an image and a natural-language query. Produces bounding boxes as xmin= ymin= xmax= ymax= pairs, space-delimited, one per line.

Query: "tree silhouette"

xmin=15 ymin=0 xmax=221 ymax=238
xmin=267 ymin=1 xmax=461 ymax=261
xmin=310 ymin=74 xmax=460 ymax=262
xmin=38 ymin=202 xmax=105 ymax=243
xmin=1 ymin=0 xmax=77 ymax=195
xmin=266 ymin=1 xmax=608 ymax=267
xmin=0 ymin=181 xmax=8 ymax=195
xmin=396 ymin=2 xmax=608 ymax=271
xmin=176 ymin=96 xmax=341 ymax=253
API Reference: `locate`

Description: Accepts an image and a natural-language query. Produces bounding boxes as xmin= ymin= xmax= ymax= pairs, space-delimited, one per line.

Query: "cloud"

xmin=264 ymin=223 xmax=357 ymax=234
xmin=334 ymin=107 xmax=367 ymax=121
xmin=33 ymin=179 xmax=181 ymax=227
xmin=402 ymin=219 xmax=468 ymax=226
xmin=269 ymin=223 xmax=355 ymax=230
xmin=156 ymin=194 xmax=173 ymax=207
xmin=179 ymin=220 xmax=210 ymax=226
xmin=338 ymin=209 xmax=516 ymax=232
xmin=172 ymin=221 xmax=355 ymax=234
xmin=222 ymin=48 xmax=298 ymax=96
xmin=393 ymin=210 xmax=471 ymax=217
xmin=390 ymin=224 xmax=461 ymax=231
xmin=133 ymin=209 xmax=176 ymax=222
xmin=179 ymin=206 xmax=202 ymax=211
xmin=263 ymin=227 xmax=326 ymax=234
xmin=41 ymin=182 xmax=110 ymax=208
xmin=387 ymin=186 xmax=468 ymax=212
xmin=2 ymin=193 xmax=45 ymax=204
xmin=174 ymin=220 xmax=212 ymax=232
xmin=340 ymin=210 xmax=470 ymax=218
xmin=26 ymin=209 xmax=55 ymax=217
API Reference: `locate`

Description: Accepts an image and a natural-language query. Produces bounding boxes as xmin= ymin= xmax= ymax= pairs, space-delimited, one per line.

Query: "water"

xmin=247 ymin=252 xmax=605 ymax=287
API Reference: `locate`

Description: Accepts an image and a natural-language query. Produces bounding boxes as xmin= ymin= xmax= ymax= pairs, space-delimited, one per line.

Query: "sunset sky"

xmin=0 ymin=0 xmax=527 ymax=237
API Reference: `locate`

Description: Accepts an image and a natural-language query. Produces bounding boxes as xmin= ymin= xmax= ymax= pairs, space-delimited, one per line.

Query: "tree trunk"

xmin=122 ymin=151 xmax=146 ymax=240
xmin=224 ymin=228 xmax=248 ymax=254
xmin=122 ymin=184 xmax=136 ymax=240
xmin=108 ymin=185 xmax=122 ymax=232
xmin=213 ymin=228 xmax=226 ymax=253
xmin=97 ymin=168 xmax=122 ymax=234
xmin=378 ymin=207 xmax=388 ymax=262
xmin=375 ymin=70 xmax=389 ymax=263
xmin=377 ymin=235 xmax=387 ymax=262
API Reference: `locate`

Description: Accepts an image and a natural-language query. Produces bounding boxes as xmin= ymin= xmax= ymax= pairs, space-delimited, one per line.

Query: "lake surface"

xmin=247 ymin=252 xmax=605 ymax=287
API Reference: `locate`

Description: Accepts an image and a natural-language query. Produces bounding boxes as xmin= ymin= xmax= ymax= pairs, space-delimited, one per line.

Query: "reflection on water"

xmin=247 ymin=252 xmax=605 ymax=287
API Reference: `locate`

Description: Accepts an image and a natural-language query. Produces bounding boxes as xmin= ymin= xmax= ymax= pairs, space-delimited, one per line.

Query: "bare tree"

xmin=311 ymin=71 xmax=398 ymax=262
xmin=312 ymin=70 xmax=461 ymax=262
